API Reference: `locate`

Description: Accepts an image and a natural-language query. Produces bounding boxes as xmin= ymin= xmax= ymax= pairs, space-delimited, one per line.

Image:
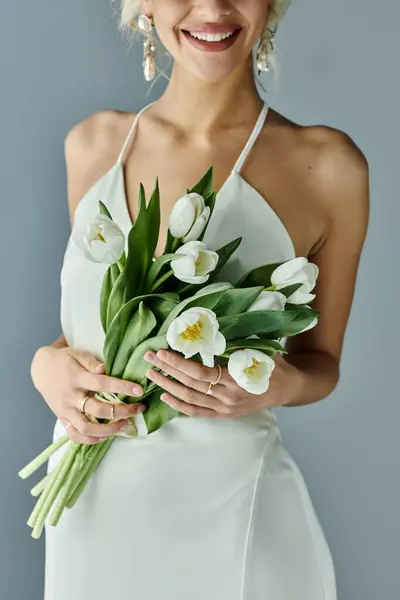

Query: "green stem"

xmin=27 ymin=442 xmax=71 ymax=529
xmin=171 ymin=238 xmax=180 ymax=252
xmin=150 ymin=269 xmax=174 ymax=292
xmin=66 ymin=437 xmax=115 ymax=509
xmin=137 ymin=382 xmax=158 ymax=401
xmin=30 ymin=474 xmax=51 ymax=497
xmin=48 ymin=445 xmax=85 ymax=527
xmin=18 ymin=435 xmax=69 ymax=480
xmin=31 ymin=443 xmax=81 ymax=539
xmin=263 ymin=285 xmax=276 ymax=291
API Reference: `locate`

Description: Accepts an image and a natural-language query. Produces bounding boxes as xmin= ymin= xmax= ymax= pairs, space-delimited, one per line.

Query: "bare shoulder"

xmin=272 ymin=116 xmax=371 ymax=362
xmin=64 ymin=109 xmax=136 ymax=225
xmin=298 ymin=123 xmax=370 ymax=237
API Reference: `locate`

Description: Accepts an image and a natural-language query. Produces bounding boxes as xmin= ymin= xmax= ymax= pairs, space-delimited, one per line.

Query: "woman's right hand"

xmin=31 ymin=344 xmax=146 ymax=445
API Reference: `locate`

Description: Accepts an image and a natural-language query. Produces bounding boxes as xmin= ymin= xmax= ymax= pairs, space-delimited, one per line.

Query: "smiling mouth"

xmin=181 ymin=27 xmax=242 ymax=52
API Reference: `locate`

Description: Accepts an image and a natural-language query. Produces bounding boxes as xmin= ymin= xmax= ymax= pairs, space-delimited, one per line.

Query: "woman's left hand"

xmin=144 ymin=350 xmax=302 ymax=418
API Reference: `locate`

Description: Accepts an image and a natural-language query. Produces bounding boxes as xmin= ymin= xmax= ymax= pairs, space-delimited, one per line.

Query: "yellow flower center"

xmin=180 ymin=320 xmax=203 ymax=342
xmin=243 ymin=358 xmax=261 ymax=376
xmin=96 ymin=232 xmax=106 ymax=243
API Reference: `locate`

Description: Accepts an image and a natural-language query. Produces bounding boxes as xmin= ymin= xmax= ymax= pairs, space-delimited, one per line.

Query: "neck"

xmin=155 ymin=57 xmax=264 ymax=135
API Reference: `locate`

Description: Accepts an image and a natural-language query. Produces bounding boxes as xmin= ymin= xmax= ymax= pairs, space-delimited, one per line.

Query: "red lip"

xmin=182 ymin=23 xmax=242 ymax=34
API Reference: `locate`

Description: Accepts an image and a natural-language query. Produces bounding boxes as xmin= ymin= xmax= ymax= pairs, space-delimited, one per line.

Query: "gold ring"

xmin=205 ymin=365 xmax=222 ymax=395
xmin=110 ymin=404 xmax=115 ymax=421
xmin=77 ymin=393 xmax=91 ymax=414
xmin=210 ymin=364 xmax=222 ymax=386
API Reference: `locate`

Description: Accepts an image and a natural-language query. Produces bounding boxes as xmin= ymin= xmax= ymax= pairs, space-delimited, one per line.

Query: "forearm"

xmin=30 ymin=333 xmax=68 ymax=389
xmin=282 ymin=350 xmax=340 ymax=407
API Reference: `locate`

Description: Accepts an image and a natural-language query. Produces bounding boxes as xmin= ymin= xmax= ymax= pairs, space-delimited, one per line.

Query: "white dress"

xmin=45 ymin=100 xmax=337 ymax=600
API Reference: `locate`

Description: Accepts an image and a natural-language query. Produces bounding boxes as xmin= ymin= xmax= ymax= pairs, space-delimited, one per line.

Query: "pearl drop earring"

xmin=135 ymin=14 xmax=156 ymax=82
xmin=256 ymin=25 xmax=276 ymax=75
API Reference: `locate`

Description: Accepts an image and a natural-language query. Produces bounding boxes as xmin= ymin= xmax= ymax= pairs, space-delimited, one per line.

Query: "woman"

xmin=31 ymin=0 xmax=369 ymax=598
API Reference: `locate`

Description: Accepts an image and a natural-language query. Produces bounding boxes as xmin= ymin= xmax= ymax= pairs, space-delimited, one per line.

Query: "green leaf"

xmin=158 ymin=289 xmax=228 ymax=336
xmin=123 ymin=179 xmax=161 ymax=299
xmin=148 ymin=294 xmax=180 ymax=323
xmin=163 ymin=230 xmax=176 ymax=255
xmin=189 ymin=166 xmax=214 ymax=197
xmin=277 ymin=283 xmax=304 ymax=299
xmin=145 ymin=179 xmax=161 ymax=265
xmin=104 ymin=293 xmax=179 ymax=373
xmin=111 ymin=303 xmax=157 ymax=378
xmin=178 ymin=237 xmax=242 ymax=297
xmin=122 ymin=335 xmax=169 ymax=385
xmin=146 ymin=254 xmax=177 ymax=290
xmin=106 ymin=269 xmax=128 ymax=330
xmin=212 ymin=286 xmax=264 ymax=317
xmin=138 ymin=182 xmax=146 ymax=216
xmin=197 ymin=190 xmax=216 ymax=242
xmin=236 ymin=262 xmax=283 ymax=288
xmin=225 ymin=338 xmax=287 ymax=355
xmin=100 ymin=263 xmax=121 ymax=333
xmin=143 ymin=389 xmax=180 ymax=434
xmin=218 ymin=306 xmax=320 ymax=340
xmin=98 ymin=200 xmax=112 ymax=220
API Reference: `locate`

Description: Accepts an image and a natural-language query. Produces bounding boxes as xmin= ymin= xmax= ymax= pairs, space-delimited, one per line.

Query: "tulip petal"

xmin=169 ymin=196 xmax=196 ymax=238
xmin=271 ymin=257 xmax=308 ymax=285
xmin=287 ymin=290 xmax=316 ymax=304
xmin=247 ymin=291 xmax=287 ymax=312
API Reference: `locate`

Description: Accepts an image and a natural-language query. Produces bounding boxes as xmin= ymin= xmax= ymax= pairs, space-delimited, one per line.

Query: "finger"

xmin=71 ymin=350 xmax=105 ymax=374
xmin=160 ymin=392 xmax=227 ymax=419
xmin=59 ymin=418 xmax=108 ymax=445
xmin=82 ymin=395 xmax=146 ymax=420
xmin=145 ymin=350 xmax=231 ymax=386
xmin=70 ymin=412 xmax=131 ymax=438
xmin=144 ymin=357 xmax=209 ymax=395
xmin=146 ymin=369 xmax=230 ymax=413
xmin=76 ymin=371 xmax=144 ymax=398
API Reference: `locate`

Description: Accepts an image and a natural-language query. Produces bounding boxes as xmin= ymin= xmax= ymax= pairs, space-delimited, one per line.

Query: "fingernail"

xmin=136 ymin=405 xmax=146 ymax=413
xmin=157 ymin=351 xmax=167 ymax=360
xmin=131 ymin=385 xmax=143 ymax=396
xmin=145 ymin=351 xmax=156 ymax=361
xmin=118 ymin=419 xmax=129 ymax=427
xmin=146 ymin=370 xmax=155 ymax=380
xmin=96 ymin=363 xmax=105 ymax=372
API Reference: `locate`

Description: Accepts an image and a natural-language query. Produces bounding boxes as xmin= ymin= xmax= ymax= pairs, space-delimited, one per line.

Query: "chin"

xmin=189 ymin=63 xmax=241 ymax=83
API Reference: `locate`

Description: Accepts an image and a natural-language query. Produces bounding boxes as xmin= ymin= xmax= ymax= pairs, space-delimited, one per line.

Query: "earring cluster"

xmin=130 ymin=14 xmax=157 ymax=82
xmin=256 ymin=25 xmax=276 ymax=75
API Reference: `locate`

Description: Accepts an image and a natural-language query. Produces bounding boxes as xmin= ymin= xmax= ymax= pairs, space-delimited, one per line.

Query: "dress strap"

xmin=117 ymin=101 xmax=156 ymax=165
xmin=232 ymin=100 xmax=269 ymax=174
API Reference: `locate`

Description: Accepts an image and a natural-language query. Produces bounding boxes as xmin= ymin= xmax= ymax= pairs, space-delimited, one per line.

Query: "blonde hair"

xmin=112 ymin=1 xmax=292 ymax=87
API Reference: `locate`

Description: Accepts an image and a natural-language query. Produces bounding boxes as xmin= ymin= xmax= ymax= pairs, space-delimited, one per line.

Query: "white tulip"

xmin=171 ymin=241 xmax=219 ymax=284
xmin=271 ymin=257 xmax=319 ymax=304
xmin=194 ymin=282 xmax=233 ymax=297
xmin=168 ymin=192 xmax=211 ymax=242
xmin=71 ymin=213 xmax=125 ymax=264
xmin=228 ymin=349 xmax=276 ymax=395
xmin=299 ymin=305 xmax=319 ymax=333
xmin=166 ymin=307 xmax=226 ymax=368
xmin=247 ymin=290 xmax=287 ymax=312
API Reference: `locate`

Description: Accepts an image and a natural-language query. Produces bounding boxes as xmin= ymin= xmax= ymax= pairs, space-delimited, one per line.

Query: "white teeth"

xmin=188 ymin=30 xmax=235 ymax=42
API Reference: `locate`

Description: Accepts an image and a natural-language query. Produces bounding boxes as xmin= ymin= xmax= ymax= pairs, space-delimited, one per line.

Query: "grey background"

xmin=0 ymin=1 xmax=398 ymax=598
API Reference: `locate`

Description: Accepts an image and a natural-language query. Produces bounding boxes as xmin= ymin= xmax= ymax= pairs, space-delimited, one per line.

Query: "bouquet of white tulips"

xmin=19 ymin=167 xmax=319 ymax=538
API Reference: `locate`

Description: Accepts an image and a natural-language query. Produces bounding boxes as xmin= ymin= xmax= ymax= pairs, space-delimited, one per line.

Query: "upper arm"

xmin=286 ymin=130 xmax=370 ymax=364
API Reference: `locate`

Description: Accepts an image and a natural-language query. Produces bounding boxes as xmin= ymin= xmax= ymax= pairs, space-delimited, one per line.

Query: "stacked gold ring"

xmin=77 ymin=393 xmax=91 ymax=415
xmin=205 ymin=364 xmax=222 ymax=396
